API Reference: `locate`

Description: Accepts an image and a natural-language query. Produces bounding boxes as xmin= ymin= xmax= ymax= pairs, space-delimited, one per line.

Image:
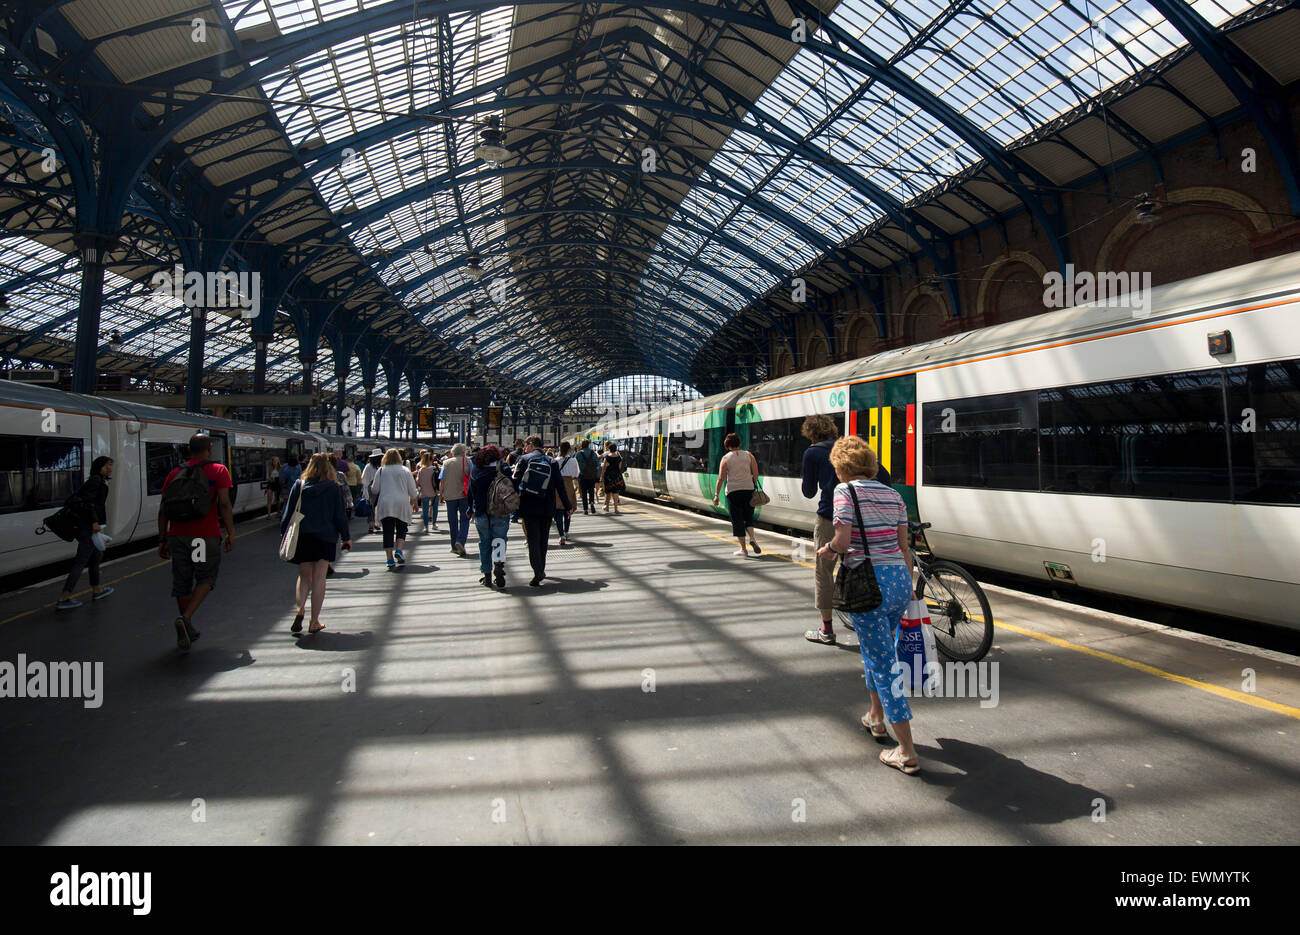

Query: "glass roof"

xmin=2 ymin=0 xmax=1259 ymax=403
xmin=0 ymin=235 xmax=323 ymax=389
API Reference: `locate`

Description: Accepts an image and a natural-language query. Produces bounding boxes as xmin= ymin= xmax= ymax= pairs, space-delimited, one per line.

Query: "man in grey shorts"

xmin=158 ymin=434 xmax=235 ymax=651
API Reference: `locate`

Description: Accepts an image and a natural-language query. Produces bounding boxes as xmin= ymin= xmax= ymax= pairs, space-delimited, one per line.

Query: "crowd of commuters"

xmin=66 ymin=420 xmax=918 ymax=777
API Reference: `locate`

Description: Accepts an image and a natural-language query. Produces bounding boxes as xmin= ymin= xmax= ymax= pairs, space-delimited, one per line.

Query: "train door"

xmin=652 ymin=418 xmax=669 ymax=497
xmin=206 ymin=430 xmax=234 ymax=503
xmin=850 ymin=374 xmax=918 ymax=520
xmin=286 ymin=437 xmax=306 ymax=464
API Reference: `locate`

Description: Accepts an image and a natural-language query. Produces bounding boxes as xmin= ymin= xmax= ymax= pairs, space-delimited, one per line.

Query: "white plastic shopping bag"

xmin=91 ymin=531 xmax=112 ymax=552
xmin=896 ymin=599 xmax=939 ymax=695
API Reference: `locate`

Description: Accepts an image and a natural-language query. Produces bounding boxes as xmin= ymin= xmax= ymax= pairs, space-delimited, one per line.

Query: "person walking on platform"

xmin=468 ymin=444 xmax=511 ymax=589
xmin=600 ymin=440 xmax=626 ymax=513
xmin=279 ymin=454 xmax=302 ymax=492
xmin=158 ymin=433 xmax=234 ymax=651
xmin=55 ymin=456 xmax=115 ymax=610
xmin=712 ymin=433 xmax=761 ymax=558
xmin=817 ymin=435 xmax=918 ymax=775
xmin=345 ymin=456 xmax=363 ymax=504
xmin=282 ymin=453 xmax=352 ymax=634
xmin=360 ymin=448 xmax=383 ymax=534
xmin=514 ymin=435 xmax=572 ymax=586
xmin=370 ymin=448 xmax=418 ymax=570
xmin=440 ymin=443 xmax=471 ymax=556
xmin=802 ymin=415 xmax=892 ymax=645
xmin=575 ymin=439 xmax=600 ymax=514
xmin=554 ymin=440 xmax=579 ymax=545
xmin=265 ymin=455 xmax=282 ymax=518
xmin=416 ymin=450 xmax=440 ymax=533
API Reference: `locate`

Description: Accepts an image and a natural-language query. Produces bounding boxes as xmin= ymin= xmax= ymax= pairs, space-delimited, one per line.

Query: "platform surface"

xmin=1 ymin=500 xmax=1297 ymax=845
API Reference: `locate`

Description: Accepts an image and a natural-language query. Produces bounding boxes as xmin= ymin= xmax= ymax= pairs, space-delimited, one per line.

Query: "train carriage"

xmin=577 ymin=252 xmax=1300 ymax=628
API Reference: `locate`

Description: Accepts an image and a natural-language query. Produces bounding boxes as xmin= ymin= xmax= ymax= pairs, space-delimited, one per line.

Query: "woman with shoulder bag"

xmin=712 ymin=433 xmax=761 ymax=557
xmin=55 ymin=456 xmax=115 ymax=610
xmin=600 ymin=441 xmax=626 ymax=514
xmin=815 ymin=435 xmax=919 ymax=775
xmin=282 ymin=454 xmax=352 ymax=634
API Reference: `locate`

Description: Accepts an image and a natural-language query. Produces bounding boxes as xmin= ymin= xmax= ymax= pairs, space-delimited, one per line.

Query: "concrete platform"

xmin=1 ymin=500 xmax=1297 ymax=845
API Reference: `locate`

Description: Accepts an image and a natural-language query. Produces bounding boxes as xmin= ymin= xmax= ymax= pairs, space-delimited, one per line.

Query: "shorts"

xmin=169 ymin=536 xmax=222 ymax=597
xmin=291 ymin=535 xmax=336 ymax=564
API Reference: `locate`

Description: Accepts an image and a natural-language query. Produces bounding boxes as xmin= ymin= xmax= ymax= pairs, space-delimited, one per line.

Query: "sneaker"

xmin=529 ymin=576 xmax=542 ymax=587
xmin=394 ymin=550 xmax=405 ymax=564
xmin=479 ymin=574 xmax=494 ymax=588
xmin=55 ymin=598 xmax=82 ymax=610
xmin=174 ymin=615 xmax=191 ymax=651
xmin=559 ymin=537 xmax=568 ymax=546
xmin=732 ymin=549 xmax=749 ymax=558
xmin=186 ymin=622 xmax=201 ymax=645
xmin=494 ymin=563 xmax=506 ymax=589
xmin=92 ymin=587 xmax=114 ymax=601
xmin=804 ymin=628 xmax=836 ymax=645
xmin=386 ymin=559 xmax=397 ymax=571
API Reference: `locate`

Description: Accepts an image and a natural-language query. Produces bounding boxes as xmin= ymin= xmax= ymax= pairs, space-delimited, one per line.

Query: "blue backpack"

xmin=517 ymin=456 xmax=554 ymax=498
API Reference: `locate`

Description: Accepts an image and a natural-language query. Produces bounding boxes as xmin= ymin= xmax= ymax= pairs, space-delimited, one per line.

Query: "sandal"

xmin=308 ymin=622 xmax=326 ymax=634
xmin=804 ymin=628 xmax=835 ymax=645
xmin=861 ymin=714 xmax=888 ymax=739
xmin=291 ymin=610 xmax=304 ymax=634
xmin=879 ymin=746 xmax=920 ymax=775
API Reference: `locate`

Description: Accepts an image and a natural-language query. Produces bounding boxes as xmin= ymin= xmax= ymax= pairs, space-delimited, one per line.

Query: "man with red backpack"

xmin=157 ymin=433 xmax=234 ymax=652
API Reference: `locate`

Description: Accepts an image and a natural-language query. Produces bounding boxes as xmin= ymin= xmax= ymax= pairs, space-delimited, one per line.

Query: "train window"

xmin=923 ymin=393 xmax=1038 ymax=490
xmin=745 ymin=414 xmax=839 ymax=478
xmin=1040 ymin=372 xmax=1229 ymax=501
xmin=1226 ymin=360 xmax=1300 ymax=504
xmin=0 ymin=433 xmax=30 ymax=511
xmin=34 ymin=439 xmax=83 ymax=507
xmin=145 ymin=442 xmax=184 ymax=496
xmin=230 ymin=447 xmax=268 ymax=485
xmin=666 ymin=431 xmax=707 ymax=472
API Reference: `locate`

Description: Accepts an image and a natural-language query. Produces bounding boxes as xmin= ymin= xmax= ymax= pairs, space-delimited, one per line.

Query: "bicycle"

xmin=908 ymin=521 xmax=994 ymax=662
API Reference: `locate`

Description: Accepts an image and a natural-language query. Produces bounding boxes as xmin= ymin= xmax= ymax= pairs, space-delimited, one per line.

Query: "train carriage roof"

xmin=743 ymin=251 xmax=1300 ymax=402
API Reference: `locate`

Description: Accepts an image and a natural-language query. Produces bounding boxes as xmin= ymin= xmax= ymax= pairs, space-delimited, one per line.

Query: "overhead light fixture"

xmin=1134 ymin=193 xmax=1157 ymax=223
xmin=466 ymin=301 xmax=479 ymax=322
xmin=465 ymin=254 xmax=486 ymax=281
xmin=108 ymin=330 xmax=123 ymax=352
xmin=474 ymin=119 xmax=510 ymax=165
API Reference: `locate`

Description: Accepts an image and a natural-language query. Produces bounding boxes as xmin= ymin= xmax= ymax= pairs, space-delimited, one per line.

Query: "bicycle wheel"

xmin=916 ymin=560 xmax=994 ymax=662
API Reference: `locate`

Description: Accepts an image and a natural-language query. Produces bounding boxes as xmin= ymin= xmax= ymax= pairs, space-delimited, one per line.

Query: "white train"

xmin=580 ymin=252 xmax=1300 ymax=629
xmin=0 ymin=382 xmax=417 ymax=578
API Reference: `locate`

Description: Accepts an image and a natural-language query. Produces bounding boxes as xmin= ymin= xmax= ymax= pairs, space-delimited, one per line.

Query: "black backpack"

xmin=578 ymin=449 xmax=599 ymax=481
xmin=161 ymin=460 xmax=214 ymax=522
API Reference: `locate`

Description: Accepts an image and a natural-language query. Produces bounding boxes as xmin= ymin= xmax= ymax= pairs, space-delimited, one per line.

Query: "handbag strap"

xmin=846 ymin=482 xmax=872 ymax=561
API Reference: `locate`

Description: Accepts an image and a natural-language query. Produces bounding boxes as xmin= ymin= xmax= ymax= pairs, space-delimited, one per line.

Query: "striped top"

xmin=833 ymin=479 xmax=908 ymax=568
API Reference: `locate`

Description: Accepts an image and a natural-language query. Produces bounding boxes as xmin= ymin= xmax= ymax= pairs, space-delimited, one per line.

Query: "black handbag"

xmin=832 ymin=483 xmax=882 ymax=613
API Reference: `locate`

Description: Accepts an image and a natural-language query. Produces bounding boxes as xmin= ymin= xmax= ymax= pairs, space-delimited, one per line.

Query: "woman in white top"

xmin=369 ymin=448 xmax=418 ymax=570
xmin=712 ymin=432 xmax=761 ymax=557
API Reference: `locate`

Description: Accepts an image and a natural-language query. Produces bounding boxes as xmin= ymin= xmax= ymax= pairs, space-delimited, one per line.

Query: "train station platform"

xmin=1 ymin=501 xmax=1297 ymax=846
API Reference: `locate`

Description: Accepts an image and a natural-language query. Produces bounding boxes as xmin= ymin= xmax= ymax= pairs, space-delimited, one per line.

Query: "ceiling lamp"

xmin=1134 ymin=193 xmax=1158 ymax=224
xmin=474 ymin=119 xmax=510 ymax=165
xmin=467 ymin=301 xmax=479 ymax=321
xmin=108 ymin=330 xmax=124 ymax=352
xmin=465 ymin=254 xmax=486 ymax=281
